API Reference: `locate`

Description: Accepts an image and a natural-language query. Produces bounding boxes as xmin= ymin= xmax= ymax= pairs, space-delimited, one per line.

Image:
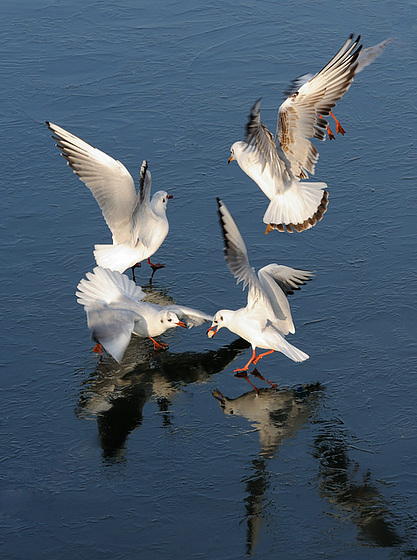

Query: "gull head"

xmin=229 ymin=141 xmax=247 ymax=164
xmin=207 ymin=310 xmax=230 ymax=338
xmin=152 ymin=190 xmax=173 ymax=213
xmin=228 ymin=144 xmax=237 ymax=164
xmin=160 ymin=310 xmax=186 ymax=329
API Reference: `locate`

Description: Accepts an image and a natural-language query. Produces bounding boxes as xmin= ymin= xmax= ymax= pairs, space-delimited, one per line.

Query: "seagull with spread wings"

xmin=228 ymin=35 xmax=390 ymax=234
xmin=76 ymin=266 xmax=212 ymax=363
xmin=207 ymin=199 xmax=312 ymax=379
xmin=46 ymin=122 xmax=172 ymax=280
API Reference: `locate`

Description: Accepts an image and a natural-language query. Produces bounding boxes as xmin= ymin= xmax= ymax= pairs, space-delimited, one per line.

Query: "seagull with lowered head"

xmin=207 ymin=198 xmax=312 ymax=377
xmin=76 ymin=266 xmax=212 ymax=363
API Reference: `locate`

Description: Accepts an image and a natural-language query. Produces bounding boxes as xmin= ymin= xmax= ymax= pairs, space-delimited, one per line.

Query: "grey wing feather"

xmin=217 ymin=198 xmax=262 ymax=304
xmin=245 ymin=99 xmax=288 ymax=177
xmin=85 ymin=307 xmax=136 ymax=363
xmin=259 ymin=264 xmax=314 ymax=296
xmin=46 ymin=121 xmax=137 ymax=244
xmin=166 ymin=305 xmax=213 ymax=328
xmin=276 ymin=35 xmax=362 ymax=179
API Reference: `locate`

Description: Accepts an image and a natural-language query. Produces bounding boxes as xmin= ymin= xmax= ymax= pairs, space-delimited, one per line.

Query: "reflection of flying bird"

xmin=76 ymin=266 xmax=212 ymax=362
xmin=207 ymin=199 xmax=311 ymax=375
xmin=228 ymin=36 xmax=390 ymax=233
xmin=46 ymin=122 xmax=172 ymax=280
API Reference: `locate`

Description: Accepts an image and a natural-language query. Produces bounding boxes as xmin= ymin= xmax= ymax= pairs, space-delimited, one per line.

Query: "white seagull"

xmin=76 ymin=266 xmax=213 ymax=363
xmin=207 ymin=198 xmax=312 ymax=376
xmin=46 ymin=122 xmax=172 ymax=280
xmin=228 ymin=35 xmax=391 ymax=234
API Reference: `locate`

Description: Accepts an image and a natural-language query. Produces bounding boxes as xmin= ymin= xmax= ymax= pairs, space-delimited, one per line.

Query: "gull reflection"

xmin=214 ymin=384 xmax=410 ymax=554
xmin=76 ymin=337 xmax=250 ymax=463
xmin=313 ymin=426 xmax=404 ymax=548
xmin=213 ymin=383 xmax=322 ymax=554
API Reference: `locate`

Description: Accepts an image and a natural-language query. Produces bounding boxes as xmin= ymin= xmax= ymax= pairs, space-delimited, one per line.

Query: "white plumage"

xmin=76 ymin=267 xmax=213 ymax=363
xmin=207 ymin=199 xmax=312 ymax=373
xmin=229 ymin=35 xmax=390 ymax=233
xmin=46 ymin=122 xmax=172 ymax=278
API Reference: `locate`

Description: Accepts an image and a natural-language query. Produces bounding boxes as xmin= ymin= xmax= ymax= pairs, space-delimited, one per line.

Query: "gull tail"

xmin=264 ymin=181 xmax=328 ymax=233
xmin=269 ymin=331 xmax=309 ymax=363
xmin=94 ymin=243 xmax=147 ymax=273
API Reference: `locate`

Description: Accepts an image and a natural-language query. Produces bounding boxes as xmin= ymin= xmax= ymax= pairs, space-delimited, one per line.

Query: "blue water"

xmin=1 ymin=1 xmax=416 ymax=558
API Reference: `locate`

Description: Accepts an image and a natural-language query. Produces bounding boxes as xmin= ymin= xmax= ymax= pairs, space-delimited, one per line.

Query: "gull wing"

xmin=217 ymin=198 xmax=263 ymax=308
xmin=257 ymin=265 xmax=313 ymax=335
xmin=244 ymin=98 xmax=290 ymax=180
xmin=165 ymin=305 xmax=213 ymax=328
xmin=47 ymin=121 xmax=137 ymax=244
xmin=76 ymin=267 xmax=147 ymax=362
xmin=130 ymin=160 xmax=154 ymax=246
xmin=276 ymin=35 xmax=362 ymax=179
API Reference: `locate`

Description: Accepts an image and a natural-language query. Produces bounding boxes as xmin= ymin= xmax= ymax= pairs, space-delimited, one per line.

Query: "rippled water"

xmin=1 ymin=1 xmax=416 ymax=558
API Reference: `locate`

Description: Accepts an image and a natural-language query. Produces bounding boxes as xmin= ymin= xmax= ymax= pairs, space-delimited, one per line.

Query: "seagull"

xmin=46 ymin=122 xmax=172 ymax=281
xmin=228 ymin=35 xmax=391 ymax=234
xmin=76 ymin=266 xmax=213 ymax=363
xmin=207 ymin=199 xmax=312 ymax=380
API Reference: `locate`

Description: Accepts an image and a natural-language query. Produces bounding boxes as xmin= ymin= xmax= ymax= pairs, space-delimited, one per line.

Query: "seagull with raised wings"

xmin=207 ymin=199 xmax=312 ymax=378
xmin=46 ymin=122 xmax=172 ymax=280
xmin=228 ymin=35 xmax=390 ymax=234
xmin=76 ymin=266 xmax=212 ymax=363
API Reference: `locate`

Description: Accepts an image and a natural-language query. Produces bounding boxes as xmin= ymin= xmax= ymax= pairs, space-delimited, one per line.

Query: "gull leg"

xmin=147 ymin=257 xmax=165 ymax=280
xmin=234 ymin=348 xmax=257 ymax=373
xmin=319 ymin=114 xmax=335 ymax=140
xmin=131 ymin=262 xmax=141 ymax=283
xmin=149 ymin=337 xmax=169 ymax=350
xmin=253 ymin=349 xmax=275 ymax=365
xmin=330 ymin=111 xmax=346 ymax=135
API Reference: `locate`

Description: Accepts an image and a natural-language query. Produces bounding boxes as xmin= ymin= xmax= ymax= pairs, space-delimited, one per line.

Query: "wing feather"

xmin=46 ymin=121 xmax=137 ymax=244
xmin=276 ymin=35 xmax=362 ymax=179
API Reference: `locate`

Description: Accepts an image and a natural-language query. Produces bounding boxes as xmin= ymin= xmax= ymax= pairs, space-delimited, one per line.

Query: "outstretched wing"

xmin=257 ymin=265 xmax=313 ymax=335
xmin=47 ymin=121 xmax=137 ymax=244
xmin=217 ymin=198 xmax=263 ymax=307
xmin=76 ymin=267 xmax=147 ymax=362
xmin=259 ymin=264 xmax=313 ymax=296
xmin=276 ymin=35 xmax=362 ymax=179
xmin=166 ymin=305 xmax=213 ymax=328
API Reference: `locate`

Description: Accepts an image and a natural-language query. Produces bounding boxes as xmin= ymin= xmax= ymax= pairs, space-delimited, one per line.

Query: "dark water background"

xmin=1 ymin=1 xmax=416 ymax=558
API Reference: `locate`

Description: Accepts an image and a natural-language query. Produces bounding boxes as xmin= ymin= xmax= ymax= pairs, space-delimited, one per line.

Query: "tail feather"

xmin=273 ymin=335 xmax=309 ymax=362
xmin=264 ymin=181 xmax=328 ymax=233
xmin=94 ymin=243 xmax=148 ymax=273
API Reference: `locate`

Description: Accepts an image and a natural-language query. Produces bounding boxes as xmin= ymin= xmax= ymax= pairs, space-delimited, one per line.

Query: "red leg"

xmin=233 ymin=348 xmax=257 ymax=373
xmin=253 ymin=349 xmax=275 ymax=365
xmin=93 ymin=342 xmax=102 ymax=355
xmin=149 ymin=337 xmax=168 ymax=350
xmin=330 ymin=110 xmax=346 ymax=135
xmin=319 ymin=114 xmax=335 ymax=140
xmin=147 ymin=257 xmax=165 ymax=279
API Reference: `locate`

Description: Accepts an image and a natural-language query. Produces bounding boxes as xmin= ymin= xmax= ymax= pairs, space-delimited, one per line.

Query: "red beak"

xmin=207 ymin=325 xmax=218 ymax=338
xmin=167 ymin=194 xmax=173 ymax=199
xmin=176 ymin=320 xmax=187 ymax=328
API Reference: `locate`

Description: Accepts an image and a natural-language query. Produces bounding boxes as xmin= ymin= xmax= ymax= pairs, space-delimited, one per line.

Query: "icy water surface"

xmin=1 ymin=1 xmax=417 ymax=558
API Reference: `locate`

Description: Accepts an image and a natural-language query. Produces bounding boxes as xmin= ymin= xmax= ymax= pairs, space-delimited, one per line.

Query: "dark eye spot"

xmin=168 ymin=318 xmax=172 ymax=322
xmin=220 ymin=316 xmax=223 ymax=321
